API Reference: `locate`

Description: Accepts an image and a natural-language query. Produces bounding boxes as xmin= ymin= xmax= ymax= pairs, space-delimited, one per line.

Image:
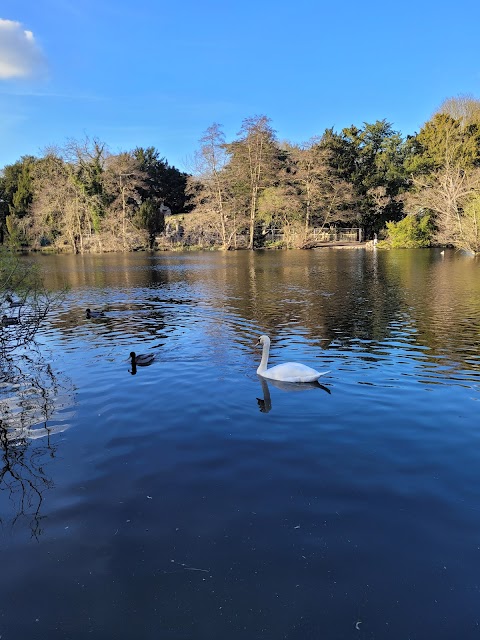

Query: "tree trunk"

xmin=248 ymin=185 xmax=258 ymax=249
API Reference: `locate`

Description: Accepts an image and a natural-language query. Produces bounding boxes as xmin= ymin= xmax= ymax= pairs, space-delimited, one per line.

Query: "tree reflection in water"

xmin=0 ymin=349 xmax=75 ymax=539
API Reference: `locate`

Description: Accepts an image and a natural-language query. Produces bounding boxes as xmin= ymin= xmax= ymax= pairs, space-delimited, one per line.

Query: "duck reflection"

xmin=256 ymin=375 xmax=331 ymax=413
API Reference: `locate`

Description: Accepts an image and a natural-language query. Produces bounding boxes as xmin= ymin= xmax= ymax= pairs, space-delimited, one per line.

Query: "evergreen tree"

xmin=405 ymin=113 xmax=480 ymax=175
xmin=322 ymin=121 xmax=407 ymax=235
xmin=134 ymin=147 xmax=188 ymax=214
xmin=135 ymin=198 xmax=165 ymax=249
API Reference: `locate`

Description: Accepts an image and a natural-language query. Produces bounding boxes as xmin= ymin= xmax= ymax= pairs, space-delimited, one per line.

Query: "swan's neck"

xmin=257 ymin=338 xmax=270 ymax=374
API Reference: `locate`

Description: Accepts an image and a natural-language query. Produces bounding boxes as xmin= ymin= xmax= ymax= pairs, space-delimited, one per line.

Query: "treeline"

xmin=0 ymin=141 xmax=188 ymax=252
xmin=1 ymin=95 xmax=480 ymax=253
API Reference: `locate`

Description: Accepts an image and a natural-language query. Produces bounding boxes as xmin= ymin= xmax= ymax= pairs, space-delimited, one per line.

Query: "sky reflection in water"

xmin=0 ymin=248 xmax=479 ymax=639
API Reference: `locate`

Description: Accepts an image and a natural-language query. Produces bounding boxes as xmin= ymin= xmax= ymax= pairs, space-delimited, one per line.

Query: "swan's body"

xmin=256 ymin=335 xmax=329 ymax=383
xmin=86 ymin=308 xmax=105 ymax=318
xmin=130 ymin=351 xmax=155 ymax=366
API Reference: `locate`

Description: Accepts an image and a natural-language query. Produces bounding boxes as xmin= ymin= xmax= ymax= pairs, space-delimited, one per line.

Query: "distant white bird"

xmin=129 ymin=351 xmax=155 ymax=366
xmin=86 ymin=308 xmax=105 ymax=318
xmin=256 ymin=335 xmax=329 ymax=383
xmin=440 ymin=250 xmax=445 ymax=255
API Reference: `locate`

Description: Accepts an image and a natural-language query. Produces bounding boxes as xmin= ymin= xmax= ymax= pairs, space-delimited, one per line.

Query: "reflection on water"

xmin=257 ymin=375 xmax=331 ymax=413
xmin=32 ymin=249 xmax=479 ymax=375
xmin=0 ymin=249 xmax=479 ymax=640
xmin=0 ymin=427 xmax=55 ymax=539
xmin=0 ymin=350 xmax=75 ymax=538
xmin=33 ymin=249 xmax=480 ymax=375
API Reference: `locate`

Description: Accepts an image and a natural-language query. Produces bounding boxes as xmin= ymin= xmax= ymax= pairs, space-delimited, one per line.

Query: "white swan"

xmin=256 ymin=335 xmax=329 ymax=383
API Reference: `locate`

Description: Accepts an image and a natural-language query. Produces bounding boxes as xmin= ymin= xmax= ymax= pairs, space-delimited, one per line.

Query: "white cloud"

xmin=0 ymin=18 xmax=46 ymax=80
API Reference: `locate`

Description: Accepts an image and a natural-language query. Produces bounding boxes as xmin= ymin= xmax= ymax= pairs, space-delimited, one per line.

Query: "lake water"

xmin=1 ymin=248 xmax=479 ymax=639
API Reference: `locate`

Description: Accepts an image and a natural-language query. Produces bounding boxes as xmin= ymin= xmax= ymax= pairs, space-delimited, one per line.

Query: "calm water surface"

xmin=1 ymin=248 xmax=479 ymax=639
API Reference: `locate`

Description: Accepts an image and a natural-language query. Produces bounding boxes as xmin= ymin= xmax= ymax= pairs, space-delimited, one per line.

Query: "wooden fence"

xmin=158 ymin=226 xmax=362 ymax=248
xmin=264 ymin=227 xmax=361 ymax=243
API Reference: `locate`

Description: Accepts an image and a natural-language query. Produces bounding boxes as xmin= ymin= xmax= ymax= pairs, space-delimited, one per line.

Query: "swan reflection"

xmin=256 ymin=375 xmax=331 ymax=413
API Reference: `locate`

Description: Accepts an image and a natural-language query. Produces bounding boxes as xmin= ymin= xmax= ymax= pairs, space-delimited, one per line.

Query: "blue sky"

xmin=1 ymin=0 xmax=480 ymax=172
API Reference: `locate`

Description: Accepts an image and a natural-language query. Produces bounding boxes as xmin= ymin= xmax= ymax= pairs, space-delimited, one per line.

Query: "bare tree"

xmin=195 ymin=124 xmax=229 ymax=246
xmin=1 ymin=252 xmax=60 ymax=361
xmin=30 ymin=153 xmax=85 ymax=253
xmin=407 ymin=165 xmax=480 ymax=253
xmin=30 ymin=139 xmax=109 ymax=253
xmin=188 ymin=124 xmax=243 ymax=249
xmin=290 ymin=141 xmax=355 ymax=242
xmin=289 ymin=139 xmax=323 ymax=234
xmin=366 ymin=185 xmax=402 ymax=229
xmin=462 ymin=194 xmax=480 ymax=253
xmin=436 ymin=95 xmax=480 ymax=127
xmin=257 ymin=184 xmax=302 ymax=247
xmin=102 ymin=152 xmax=147 ymax=250
xmin=226 ymin=116 xmax=279 ymax=249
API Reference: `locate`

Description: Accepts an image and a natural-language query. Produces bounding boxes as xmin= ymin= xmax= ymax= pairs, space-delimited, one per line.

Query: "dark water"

xmin=1 ymin=248 xmax=479 ymax=639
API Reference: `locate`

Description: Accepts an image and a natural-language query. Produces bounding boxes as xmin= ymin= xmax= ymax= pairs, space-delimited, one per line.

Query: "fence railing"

xmin=264 ymin=227 xmax=361 ymax=243
xmin=310 ymin=227 xmax=360 ymax=242
xmin=159 ymin=226 xmax=362 ymax=248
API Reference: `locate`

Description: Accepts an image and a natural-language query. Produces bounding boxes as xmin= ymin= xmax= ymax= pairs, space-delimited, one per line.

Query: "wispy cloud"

xmin=0 ymin=18 xmax=46 ymax=80
xmin=0 ymin=88 xmax=104 ymax=101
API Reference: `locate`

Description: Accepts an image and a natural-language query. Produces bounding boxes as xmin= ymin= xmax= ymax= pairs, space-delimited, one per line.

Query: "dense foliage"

xmin=2 ymin=96 xmax=480 ymax=253
xmin=381 ymin=214 xmax=434 ymax=249
xmin=0 ymin=141 xmax=188 ymax=253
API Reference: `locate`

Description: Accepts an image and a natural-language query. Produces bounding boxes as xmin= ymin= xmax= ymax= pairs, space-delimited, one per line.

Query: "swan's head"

xmin=257 ymin=335 xmax=270 ymax=347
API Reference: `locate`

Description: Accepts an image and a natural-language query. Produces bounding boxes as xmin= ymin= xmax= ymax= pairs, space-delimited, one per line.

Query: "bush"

xmin=383 ymin=214 xmax=434 ymax=248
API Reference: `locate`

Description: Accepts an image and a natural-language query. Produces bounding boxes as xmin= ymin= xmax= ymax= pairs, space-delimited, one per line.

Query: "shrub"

xmin=383 ymin=214 xmax=434 ymax=248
